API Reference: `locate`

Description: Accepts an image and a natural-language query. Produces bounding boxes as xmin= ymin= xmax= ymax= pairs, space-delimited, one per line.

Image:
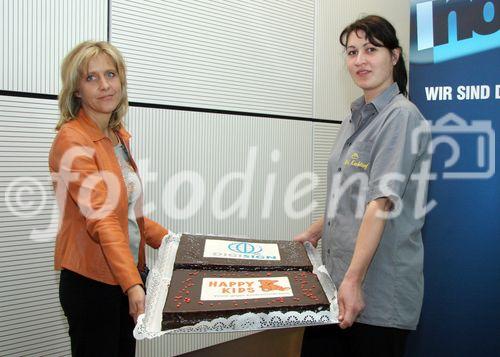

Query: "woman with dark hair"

xmin=295 ymin=15 xmax=431 ymax=356
xmin=50 ymin=41 xmax=169 ymax=356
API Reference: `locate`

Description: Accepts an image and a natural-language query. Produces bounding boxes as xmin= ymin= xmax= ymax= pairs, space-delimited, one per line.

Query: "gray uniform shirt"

xmin=322 ymin=83 xmax=431 ymax=330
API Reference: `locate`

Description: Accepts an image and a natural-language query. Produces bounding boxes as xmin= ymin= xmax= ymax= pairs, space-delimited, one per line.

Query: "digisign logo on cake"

xmin=203 ymin=239 xmax=281 ymax=261
xmin=228 ymin=242 xmax=263 ymax=255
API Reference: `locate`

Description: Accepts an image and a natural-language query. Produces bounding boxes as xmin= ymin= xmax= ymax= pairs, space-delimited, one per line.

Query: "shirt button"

xmin=347 ymin=142 xmax=352 ymax=146
xmin=327 ymin=221 xmax=330 ymax=226
xmin=327 ymin=249 xmax=331 ymax=255
xmin=337 ymin=167 xmax=341 ymax=172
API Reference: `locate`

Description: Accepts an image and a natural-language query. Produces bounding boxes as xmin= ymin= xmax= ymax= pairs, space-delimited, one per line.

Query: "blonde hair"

xmin=56 ymin=41 xmax=129 ymax=130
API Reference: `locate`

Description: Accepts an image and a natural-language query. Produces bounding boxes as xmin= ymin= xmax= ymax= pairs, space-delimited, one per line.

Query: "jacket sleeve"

xmin=143 ymin=217 xmax=169 ymax=249
xmin=49 ymin=127 xmax=142 ymax=292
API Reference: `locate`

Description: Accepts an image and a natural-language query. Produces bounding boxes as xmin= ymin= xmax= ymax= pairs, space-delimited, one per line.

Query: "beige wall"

xmin=314 ymin=0 xmax=411 ymax=121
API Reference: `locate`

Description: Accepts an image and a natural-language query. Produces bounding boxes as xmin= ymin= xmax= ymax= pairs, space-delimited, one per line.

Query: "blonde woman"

xmin=49 ymin=41 xmax=168 ymax=356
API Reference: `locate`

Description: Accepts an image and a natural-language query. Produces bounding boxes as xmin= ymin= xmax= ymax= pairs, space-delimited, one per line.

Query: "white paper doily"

xmin=134 ymin=233 xmax=338 ymax=339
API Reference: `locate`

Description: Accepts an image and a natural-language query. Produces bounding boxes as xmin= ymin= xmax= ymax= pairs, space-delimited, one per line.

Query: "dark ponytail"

xmin=339 ymin=15 xmax=408 ymax=97
xmin=393 ymin=52 xmax=408 ymax=97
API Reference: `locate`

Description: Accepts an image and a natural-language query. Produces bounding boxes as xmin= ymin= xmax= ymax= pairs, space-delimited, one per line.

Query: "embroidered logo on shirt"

xmin=344 ymin=152 xmax=369 ymax=170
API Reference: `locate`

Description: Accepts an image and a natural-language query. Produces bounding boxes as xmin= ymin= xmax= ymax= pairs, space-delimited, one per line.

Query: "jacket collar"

xmin=76 ymin=109 xmax=131 ymax=142
xmin=117 ymin=126 xmax=131 ymax=141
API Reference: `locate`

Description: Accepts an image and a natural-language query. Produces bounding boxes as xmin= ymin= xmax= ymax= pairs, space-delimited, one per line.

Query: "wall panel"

xmin=314 ymin=0 xmax=410 ymax=120
xmin=312 ymin=122 xmax=341 ymax=223
xmin=0 ymin=0 xmax=107 ymax=94
xmin=0 ymin=95 xmax=69 ymax=357
xmin=127 ymin=107 xmax=313 ymax=238
xmin=112 ymin=0 xmax=315 ymax=117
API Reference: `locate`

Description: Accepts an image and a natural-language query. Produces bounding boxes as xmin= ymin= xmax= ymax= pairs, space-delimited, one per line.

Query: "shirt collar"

xmin=371 ymin=82 xmax=400 ymax=113
xmin=350 ymin=82 xmax=400 ymax=114
xmin=350 ymin=95 xmax=365 ymax=113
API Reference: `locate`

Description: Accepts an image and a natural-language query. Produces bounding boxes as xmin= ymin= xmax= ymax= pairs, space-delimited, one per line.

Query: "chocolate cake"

xmin=174 ymin=234 xmax=313 ymax=271
xmin=163 ymin=269 xmax=329 ymax=330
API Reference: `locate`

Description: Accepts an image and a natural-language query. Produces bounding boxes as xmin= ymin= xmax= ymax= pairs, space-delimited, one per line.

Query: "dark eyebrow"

xmin=346 ymin=41 xmax=371 ymax=50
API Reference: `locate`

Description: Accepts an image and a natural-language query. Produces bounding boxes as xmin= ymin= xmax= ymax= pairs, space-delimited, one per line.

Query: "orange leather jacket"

xmin=49 ymin=110 xmax=168 ymax=292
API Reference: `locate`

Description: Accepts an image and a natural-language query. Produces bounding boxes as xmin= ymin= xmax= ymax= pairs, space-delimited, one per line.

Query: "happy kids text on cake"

xmin=200 ymin=277 xmax=293 ymax=300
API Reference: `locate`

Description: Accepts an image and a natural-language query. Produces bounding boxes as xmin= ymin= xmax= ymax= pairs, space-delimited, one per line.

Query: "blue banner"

xmin=408 ymin=1 xmax=499 ymax=356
